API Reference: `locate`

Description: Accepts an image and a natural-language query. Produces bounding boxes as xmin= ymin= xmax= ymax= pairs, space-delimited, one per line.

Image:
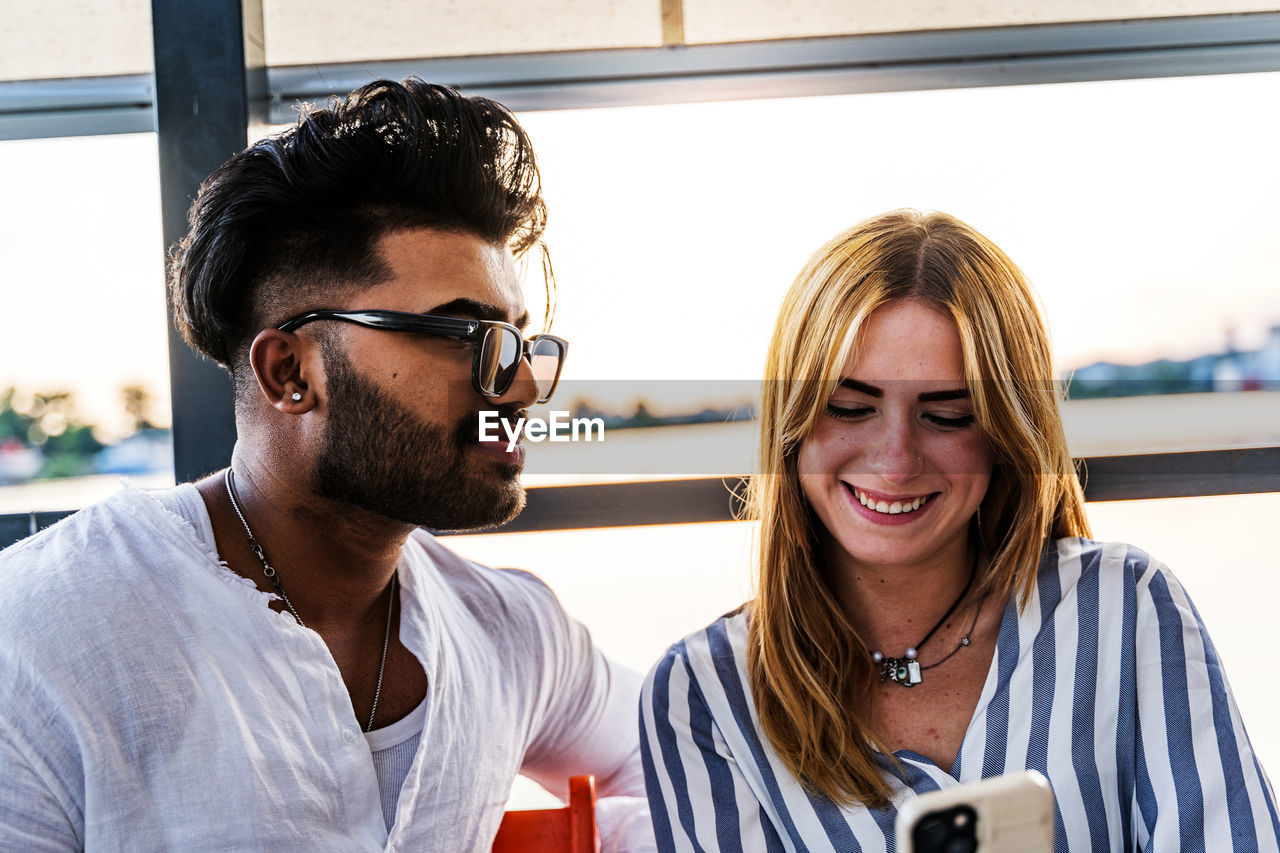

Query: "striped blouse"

xmin=640 ymin=538 xmax=1280 ymax=852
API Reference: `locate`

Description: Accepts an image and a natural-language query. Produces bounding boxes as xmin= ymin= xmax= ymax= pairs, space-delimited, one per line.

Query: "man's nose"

xmin=490 ymin=353 xmax=540 ymax=409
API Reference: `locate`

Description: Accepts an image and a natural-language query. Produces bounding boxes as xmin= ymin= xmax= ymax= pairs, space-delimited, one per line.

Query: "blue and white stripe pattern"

xmin=640 ymin=538 xmax=1279 ymax=852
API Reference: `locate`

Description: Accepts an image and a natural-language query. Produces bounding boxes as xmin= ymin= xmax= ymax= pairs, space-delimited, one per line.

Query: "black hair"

xmin=167 ymin=78 xmax=549 ymax=400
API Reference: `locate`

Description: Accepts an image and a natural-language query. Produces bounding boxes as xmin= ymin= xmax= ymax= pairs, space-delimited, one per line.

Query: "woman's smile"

xmin=844 ymin=483 xmax=937 ymax=523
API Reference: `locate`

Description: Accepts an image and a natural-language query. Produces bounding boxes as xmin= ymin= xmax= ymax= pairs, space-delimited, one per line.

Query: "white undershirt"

xmin=366 ymin=700 xmax=428 ymax=830
xmin=155 ymin=484 xmax=425 ymax=830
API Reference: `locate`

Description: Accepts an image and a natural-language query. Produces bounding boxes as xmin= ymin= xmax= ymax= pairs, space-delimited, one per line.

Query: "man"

xmin=0 ymin=79 xmax=648 ymax=851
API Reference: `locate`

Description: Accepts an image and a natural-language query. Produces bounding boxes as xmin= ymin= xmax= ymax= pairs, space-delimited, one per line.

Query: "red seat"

xmin=492 ymin=774 xmax=598 ymax=853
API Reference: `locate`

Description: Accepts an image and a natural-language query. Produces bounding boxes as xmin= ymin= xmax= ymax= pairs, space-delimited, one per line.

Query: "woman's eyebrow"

xmin=837 ymin=378 xmax=882 ymax=397
xmin=917 ymin=388 xmax=969 ymax=402
xmin=837 ymin=379 xmax=969 ymax=402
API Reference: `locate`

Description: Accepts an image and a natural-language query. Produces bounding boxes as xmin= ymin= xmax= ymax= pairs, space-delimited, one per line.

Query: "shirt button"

xmin=342 ymin=726 xmax=359 ymax=744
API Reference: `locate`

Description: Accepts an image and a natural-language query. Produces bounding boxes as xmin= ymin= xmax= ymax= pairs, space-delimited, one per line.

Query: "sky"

xmin=2 ymin=70 xmax=1278 ymax=436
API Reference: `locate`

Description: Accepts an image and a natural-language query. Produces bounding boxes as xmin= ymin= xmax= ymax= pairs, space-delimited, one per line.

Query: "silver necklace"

xmin=224 ymin=468 xmax=396 ymax=731
xmin=870 ymin=551 xmax=980 ymax=688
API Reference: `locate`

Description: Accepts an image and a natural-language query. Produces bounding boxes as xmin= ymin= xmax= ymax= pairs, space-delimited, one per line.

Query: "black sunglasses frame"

xmin=276 ymin=309 xmax=568 ymax=403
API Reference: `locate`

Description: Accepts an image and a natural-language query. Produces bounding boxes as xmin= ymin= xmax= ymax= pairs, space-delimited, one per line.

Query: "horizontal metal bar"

xmin=470 ymin=477 xmax=752 ymax=535
xmin=6 ymin=12 xmax=1280 ymax=139
xmin=1077 ymin=446 xmax=1280 ymax=502
xmin=0 ymin=74 xmax=155 ymax=140
xmin=3 ymin=447 xmax=1276 ymax=548
xmin=0 ymin=74 xmax=154 ymax=111
xmin=431 ymin=43 xmax=1280 ymax=114
xmin=0 ymin=510 xmax=74 ymax=550
xmin=0 ymin=105 xmax=154 ymax=140
xmin=267 ymin=13 xmax=1280 ymax=119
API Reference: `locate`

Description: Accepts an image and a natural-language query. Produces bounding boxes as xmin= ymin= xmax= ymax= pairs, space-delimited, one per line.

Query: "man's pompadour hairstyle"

xmin=167 ymin=78 xmax=549 ymax=380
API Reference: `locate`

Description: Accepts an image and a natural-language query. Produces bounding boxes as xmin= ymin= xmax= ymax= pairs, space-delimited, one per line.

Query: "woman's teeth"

xmin=854 ymin=489 xmax=929 ymax=515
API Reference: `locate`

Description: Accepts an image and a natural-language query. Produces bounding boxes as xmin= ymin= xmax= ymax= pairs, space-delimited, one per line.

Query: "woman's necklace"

xmin=869 ymin=551 xmax=981 ymax=688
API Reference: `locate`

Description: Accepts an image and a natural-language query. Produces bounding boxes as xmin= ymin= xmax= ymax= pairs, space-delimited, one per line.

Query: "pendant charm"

xmin=879 ymin=656 xmax=923 ymax=687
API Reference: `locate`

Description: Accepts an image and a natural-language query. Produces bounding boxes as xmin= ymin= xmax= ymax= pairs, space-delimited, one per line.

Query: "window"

xmin=0 ymin=132 xmax=172 ymax=513
xmin=456 ymin=71 xmax=1280 ymax=797
xmin=512 ymin=70 xmax=1280 ymax=482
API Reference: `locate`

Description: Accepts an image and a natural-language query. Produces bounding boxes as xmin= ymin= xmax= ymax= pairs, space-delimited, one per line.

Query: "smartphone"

xmin=895 ymin=770 xmax=1055 ymax=853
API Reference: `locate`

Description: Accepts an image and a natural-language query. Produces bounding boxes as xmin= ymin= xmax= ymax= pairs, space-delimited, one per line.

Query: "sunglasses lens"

xmin=528 ymin=337 xmax=565 ymax=400
xmin=478 ymin=327 xmax=521 ymax=394
xmin=477 ymin=329 xmax=565 ymax=399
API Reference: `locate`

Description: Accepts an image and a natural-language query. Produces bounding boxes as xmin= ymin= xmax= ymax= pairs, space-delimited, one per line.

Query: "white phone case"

xmin=895 ymin=770 xmax=1055 ymax=853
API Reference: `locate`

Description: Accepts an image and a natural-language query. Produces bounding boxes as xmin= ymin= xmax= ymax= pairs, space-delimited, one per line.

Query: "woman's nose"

xmin=866 ymin=420 xmax=924 ymax=483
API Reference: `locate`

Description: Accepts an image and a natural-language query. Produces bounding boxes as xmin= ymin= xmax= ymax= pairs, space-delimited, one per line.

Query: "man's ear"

xmin=249 ymin=329 xmax=317 ymax=413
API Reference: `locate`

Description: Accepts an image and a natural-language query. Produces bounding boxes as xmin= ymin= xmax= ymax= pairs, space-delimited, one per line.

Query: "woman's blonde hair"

xmin=747 ymin=209 xmax=1090 ymax=808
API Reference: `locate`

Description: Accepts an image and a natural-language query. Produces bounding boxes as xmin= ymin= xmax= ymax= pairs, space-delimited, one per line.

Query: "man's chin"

xmin=476 ymin=479 xmax=527 ymax=530
xmin=421 ymin=478 xmax=527 ymax=533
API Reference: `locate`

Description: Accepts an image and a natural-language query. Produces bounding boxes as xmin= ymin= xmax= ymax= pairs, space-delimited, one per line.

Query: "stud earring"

xmin=290 ymin=392 xmax=302 ymax=402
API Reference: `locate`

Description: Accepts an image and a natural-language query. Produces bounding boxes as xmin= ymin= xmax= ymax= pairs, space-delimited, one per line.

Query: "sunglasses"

xmin=277 ymin=309 xmax=568 ymax=404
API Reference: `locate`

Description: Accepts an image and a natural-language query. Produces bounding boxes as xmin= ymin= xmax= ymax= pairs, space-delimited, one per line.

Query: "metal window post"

xmin=150 ymin=0 xmax=265 ymax=481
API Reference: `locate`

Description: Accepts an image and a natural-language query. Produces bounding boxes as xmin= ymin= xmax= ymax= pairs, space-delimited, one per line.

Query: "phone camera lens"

xmin=912 ymin=805 xmax=979 ymax=853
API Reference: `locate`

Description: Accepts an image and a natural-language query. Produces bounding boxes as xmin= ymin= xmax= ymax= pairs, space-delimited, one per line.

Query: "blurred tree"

xmin=0 ymin=388 xmax=37 ymax=445
xmin=121 ymin=384 xmax=158 ymax=434
xmin=27 ymin=390 xmax=74 ymax=443
xmin=0 ymin=387 xmax=114 ymax=481
xmin=625 ymin=401 xmax=660 ymax=428
xmin=37 ymin=391 xmax=102 ymax=477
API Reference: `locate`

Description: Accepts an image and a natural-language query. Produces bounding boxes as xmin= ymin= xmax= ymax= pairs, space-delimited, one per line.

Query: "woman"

xmin=640 ymin=210 xmax=1278 ymax=851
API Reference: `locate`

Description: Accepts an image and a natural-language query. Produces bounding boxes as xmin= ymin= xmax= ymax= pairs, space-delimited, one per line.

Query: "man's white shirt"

xmin=0 ymin=484 xmax=650 ymax=852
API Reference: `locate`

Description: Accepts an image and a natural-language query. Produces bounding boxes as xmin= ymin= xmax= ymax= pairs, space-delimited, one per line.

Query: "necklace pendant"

xmin=880 ymin=657 xmax=923 ymax=687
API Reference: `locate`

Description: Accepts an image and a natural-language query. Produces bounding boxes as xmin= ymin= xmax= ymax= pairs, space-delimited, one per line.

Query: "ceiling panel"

xmin=0 ymin=0 xmax=152 ymax=81
xmin=262 ymin=0 xmax=662 ymax=66
xmin=1 ymin=0 xmax=664 ymax=83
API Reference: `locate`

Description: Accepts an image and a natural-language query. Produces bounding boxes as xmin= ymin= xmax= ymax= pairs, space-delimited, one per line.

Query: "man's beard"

xmin=312 ymin=341 xmax=526 ymax=531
